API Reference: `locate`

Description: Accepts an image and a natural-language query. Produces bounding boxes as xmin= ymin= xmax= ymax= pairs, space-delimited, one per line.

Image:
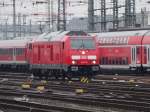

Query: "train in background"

xmin=0 ymin=31 xmax=99 ymax=79
xmin=96 ymin=30 xmax=150 ymax=74
xmin=0 ymin=37 xmax=33 ymax=72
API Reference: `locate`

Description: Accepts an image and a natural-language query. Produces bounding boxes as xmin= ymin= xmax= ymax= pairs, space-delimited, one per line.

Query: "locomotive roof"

xmin=0 ymin=39 xmax=29 ymax=48
xmin=33 ymin=31 xmax=62 ymax=41
xmin=96 ymin=30 xmax=150 ymax=38
xmin=33 ymin=31 xmax=89 ymax=42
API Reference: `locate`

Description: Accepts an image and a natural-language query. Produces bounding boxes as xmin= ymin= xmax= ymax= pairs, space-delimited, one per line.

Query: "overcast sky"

xmin=0 ymin=0 xmax=150 ymax=24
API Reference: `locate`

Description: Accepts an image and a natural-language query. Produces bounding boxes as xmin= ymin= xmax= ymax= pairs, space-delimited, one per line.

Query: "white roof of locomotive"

xmin=0 ymin=39 xmax=29 ymax=48
xmin=31 ymin=31 xmax=90 ymax=42
xmin=32 ymin=31 xmax=71 ymax=42
xmin=94 ymin=30 xmax=150 ymax=38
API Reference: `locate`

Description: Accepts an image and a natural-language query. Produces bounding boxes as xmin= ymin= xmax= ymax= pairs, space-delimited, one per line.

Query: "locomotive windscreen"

xmin=71 ymin=39 xmax=95 ymax=49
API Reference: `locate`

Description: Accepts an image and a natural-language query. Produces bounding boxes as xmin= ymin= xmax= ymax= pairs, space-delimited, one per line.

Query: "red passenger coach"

xmin=28 ymin=31 xmax=99 ymax=78
xmin=96 ymin=30 xmax=150 ymax=74
xmin=0 ymin=39 xmax=30 ymax=71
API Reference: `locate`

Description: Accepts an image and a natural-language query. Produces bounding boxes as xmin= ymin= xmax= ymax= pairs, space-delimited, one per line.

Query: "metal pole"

xmin=113 ymin=0 xmax=119 ymax=30
xmin=18 ymin=13 xmax=21 ymax=37
xmin=48 ymin=0 xmax=51 ymax=31
xmin=29 ymin=19 xmax=32 ymax=36
xmin=57 ymin=0 xmax=66 ymax=31
xmin=51 ymin=0 xmax=54 ymax=31
xmin=5 ymin=20 xmax=8 ymax=39
xmin=23 ymin=15 xmax=26 ymax=37
xmin=101 ymin=0 xmax=106 ymax=32
xmin=13 ymin=0 xmax=16 ymax=38
xmin=63 ymin=0 xmax=66 ymax=31
xmin=88 ymin=0 xmax=94 ymax=31
xmin=125 ymin=0 xmax=136 ymax=27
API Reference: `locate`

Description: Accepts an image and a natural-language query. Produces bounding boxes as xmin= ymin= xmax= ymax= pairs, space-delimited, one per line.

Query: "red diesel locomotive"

xmin=96 ymin=30 xmax=150 ymax=74
xmin=28 ymin=31 xmax=99 ymax=79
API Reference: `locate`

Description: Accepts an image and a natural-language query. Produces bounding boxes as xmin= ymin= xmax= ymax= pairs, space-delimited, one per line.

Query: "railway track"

xmin=0 ymin=98 xmax=95 ymax=112
xmin=0 ymin=72 xmax=150 ymax=111
xmin=94 ymin=74 xmax=150 ymax=84
xmin=0 ymin=80 xmax=150 ymax=111
xmin=0 ymin=89 xmax=109 ymax=112
xmin=0 ymin=87 xmax=148 ymax=112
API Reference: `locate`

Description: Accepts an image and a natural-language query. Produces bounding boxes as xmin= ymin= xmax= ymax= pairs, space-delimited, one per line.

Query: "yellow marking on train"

xmin=80 ymin=77 xmax=89 ymax=83
xmin=80 ymin=77 xmax=85 ymax=82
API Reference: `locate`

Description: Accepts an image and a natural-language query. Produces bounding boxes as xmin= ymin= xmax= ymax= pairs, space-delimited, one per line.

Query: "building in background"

xmin=67 ymin=11 xmax=150 ymax=32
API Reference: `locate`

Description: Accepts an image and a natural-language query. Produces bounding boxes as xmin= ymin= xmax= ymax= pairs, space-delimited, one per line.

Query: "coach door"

xmin=147 ymin=46 xmax=150 ymax=65
xmin=13 ymin=48 xmax=16 ymax=62
xmin=131 ymin=46 xmax=137 ymax=66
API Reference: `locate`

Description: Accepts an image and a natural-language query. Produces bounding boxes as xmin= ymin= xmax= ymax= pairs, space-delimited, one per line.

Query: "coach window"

xmin=100 ymin=57 xmax=104 ymax=64
xmin=100 ymin=58 xmax=102 ymax=64
xmin=122 ymin=59 xmax=125 ymax=64
xmin=101 ymin=57 xmax=106 ymax=64
xmin=109 ymin=59 xmax=111 ymax=64
xmin=0 ymin=48 xmax=8 ymax=55
xmin=136 ymin=47 xmax=140 ymax=54
xmin=16 ymin=48 xmax=24 ymax=55
xmin=105 ymin=57 xmax=108 ymax=64
xmin=8 ymin=48 xmax=13 ymax=56
xmin=126 ymin=57 xmax=128 ymax=64
xmin=122 ymin=57 xmax=128 ymax=65
xmin=144 ymin=47 xmax=147 ymax=54
xmin=112 ymin=59 xmax=115 ymax=65
xmin=119 ymin=57 xmax=122 ymax=65
xmin=0 ymin=49 xmax=3 ymax=54
xmin=0 ymin=49 xmax=2 ymax=54
xmin=116 ymin=58 xmax=119 ymax=65
xmin=102 ymin=57 xmax=105 ymax=64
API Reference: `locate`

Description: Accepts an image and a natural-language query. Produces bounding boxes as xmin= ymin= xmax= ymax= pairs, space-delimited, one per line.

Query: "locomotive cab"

xmin=65 ymin=36 xmax=99 ymax=76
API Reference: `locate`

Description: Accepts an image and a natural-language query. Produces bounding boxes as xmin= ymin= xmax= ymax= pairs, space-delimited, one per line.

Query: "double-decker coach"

xmin=96 ymin=30 xmax=150 ymax=74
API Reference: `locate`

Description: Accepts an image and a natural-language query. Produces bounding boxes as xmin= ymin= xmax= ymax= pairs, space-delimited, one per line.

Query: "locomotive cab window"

xmin=71 ymin=38 xmax=95 ymax=49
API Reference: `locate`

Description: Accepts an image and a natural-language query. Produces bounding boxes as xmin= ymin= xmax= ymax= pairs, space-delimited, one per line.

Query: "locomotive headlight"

xmin=92 ymin=60 xmax=96 ymax=64
xmin=82 ymin=51 xmax=85 ymax=55
xmin=72 ymin=60 xmax=76 ymax=64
